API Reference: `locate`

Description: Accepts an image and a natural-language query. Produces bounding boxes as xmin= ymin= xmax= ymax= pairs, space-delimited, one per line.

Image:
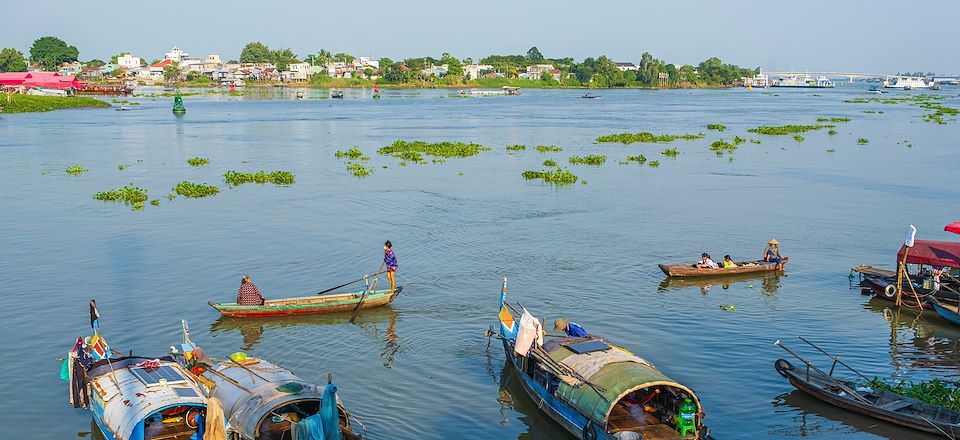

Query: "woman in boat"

xmin=384 ymin=241 xmax=398 ymax=292
xmin=764 ymin=239 xmax=786 ymax=270
xmin=696 ymin=253 xmax=719 ymax=269
xmin=722 ymin=255 xmax=736 ymax=268
xmin=237 ymin=275 xmax=264 ymax=306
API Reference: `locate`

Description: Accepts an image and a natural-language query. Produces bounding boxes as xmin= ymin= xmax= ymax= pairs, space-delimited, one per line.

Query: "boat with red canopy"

xmin=853 ymin=239 xmax=960 ymax=306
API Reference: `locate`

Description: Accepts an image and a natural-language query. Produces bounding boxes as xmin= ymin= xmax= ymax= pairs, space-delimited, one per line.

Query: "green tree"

xmin=163 ymin=61 xmax=181 ymax=82
xmin=110 ymin=67 xmax=127 ymax=78
xmin=440 ymin=52 xmax=463 ymax=79
xmin=334 ymin=52 xmax=355 ymax=64
xmin=590 ymin=56 xmax=626 ymax=87
xmin=384 ymin=63 xmax=410 ymax=83
xmin=110 ymin=52 xmax=129 ymax=64
xmin=240 ymin=42 xmax=272 ymax=64
xmin=0 ymin=48 xmax=28 ymax=72
xmin=29 ymin=36 xmax=79 ymax=70
xmin=86 ymin=59 xmax=106 ymax=68
xmin=526 ymin=46 xmax=544 ymax=62
xmin=270 ymin=48 xmax=299 ymax=71
xmin=306 ymin=49 xmax=333 ymax=66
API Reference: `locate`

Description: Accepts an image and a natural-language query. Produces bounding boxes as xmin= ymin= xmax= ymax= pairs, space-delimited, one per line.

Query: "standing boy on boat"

xmin=384 ymin=240 xmax=398 ymax=292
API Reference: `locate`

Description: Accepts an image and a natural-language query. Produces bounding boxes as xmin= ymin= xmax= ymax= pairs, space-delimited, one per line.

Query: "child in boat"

xmin=723 ymin=255 xmax=736 ymax=268
xmin=696 ymin=253 xmax=719 ymax=269
xmin=764 ymin=239 xmax=786 ymax=270
xmin=237 ymin=275 xmax=264 ymax=305
xmin=384 ymin=240 xmax=398 ymax=292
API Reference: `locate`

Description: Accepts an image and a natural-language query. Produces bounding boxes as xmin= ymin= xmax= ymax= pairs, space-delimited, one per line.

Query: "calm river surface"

xmin=1 ymin=86 xmax=959 ymax=439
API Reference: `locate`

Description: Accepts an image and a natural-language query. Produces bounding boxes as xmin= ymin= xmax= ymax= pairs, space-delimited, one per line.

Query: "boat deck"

xmin=608 ymin=403 xmax=694 ymax=439
xmin=851 ymin=265 xmax=896 ymax=278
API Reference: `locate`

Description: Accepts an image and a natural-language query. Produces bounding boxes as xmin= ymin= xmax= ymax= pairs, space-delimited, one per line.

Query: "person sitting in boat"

xmin=722 ymin=255 xmax=736 ymax=268
xmin=764 ymin=239 xmax=786 ymax=270
xmin=237 ymin=275 xmax=264 ymax=306
xmin=553 ymin=319 xmax=588 ymax=337
xmin=695 ymin=253 xmax=719 ymax=269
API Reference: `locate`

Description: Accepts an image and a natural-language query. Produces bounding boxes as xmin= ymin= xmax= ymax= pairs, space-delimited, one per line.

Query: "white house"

xmin=521 ymin=64 xmax=561 ymax=80
xmin=421 ymin=64 xmax=449 ymax=77
xmin=283 ymin=63 xmax=311 ymax=81
xmin=615 ymin=62 xmax=638 ymax=72
xmin=463 ymin=64 xmax=494 ymax=80
xmin=356 ymin=57 xmax=379 ymax=70
xmin=164 ymin=47 xmax=188 ymax=62
xmin=206 ymin=54 xmax=222 ymax=65
xmin=117 ymin=54 xmax=142 ymax=70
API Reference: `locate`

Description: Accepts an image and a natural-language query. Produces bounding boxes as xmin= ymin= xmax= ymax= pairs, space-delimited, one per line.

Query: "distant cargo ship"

xmin=771 ymin=74 xmax=835 ymax=88
xmin=882 ymin=76 xmax=933 ymax=90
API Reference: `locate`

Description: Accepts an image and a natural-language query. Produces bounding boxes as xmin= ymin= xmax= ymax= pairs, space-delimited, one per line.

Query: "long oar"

xmin=350 ymin=262 xmax=384 ymax=323
xmin=799 ymin=337 xmax=871 ymax=382
xmin=315 ymin=270 xmax=388 ymax=296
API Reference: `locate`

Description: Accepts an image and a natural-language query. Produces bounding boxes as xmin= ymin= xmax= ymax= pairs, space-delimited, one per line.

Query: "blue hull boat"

xmin=930 ymin=298 xmax=960 ymax=326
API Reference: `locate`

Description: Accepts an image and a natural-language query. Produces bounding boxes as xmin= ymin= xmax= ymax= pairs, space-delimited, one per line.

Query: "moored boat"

xmin=775 ymin=339 xmax=960 ymax=436
xmin=852 ymin=238 xmax=960 ymax=305
xmin=493 ymin=278 xmax=712 ymax=439
xmin=209 ymin=286 xmax=403 ymax=318
xmin=928 ymin=297 xmax=960 ymax=326
xmin=658 ymin=259 xmax=785 ymax=277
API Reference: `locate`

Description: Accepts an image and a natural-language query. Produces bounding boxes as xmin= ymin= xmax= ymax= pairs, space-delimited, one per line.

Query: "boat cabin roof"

xmin=88 ymin=357 xmax=206 ymax=440
xmin=898 ymin=240 xmax=960 ymax=268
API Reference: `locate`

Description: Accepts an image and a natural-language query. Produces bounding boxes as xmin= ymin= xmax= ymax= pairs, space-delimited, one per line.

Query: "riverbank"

xmin=174 ymin=76 xmax=734 ymax=90
xmin=0 ymin=94 xmax=110 ymax=114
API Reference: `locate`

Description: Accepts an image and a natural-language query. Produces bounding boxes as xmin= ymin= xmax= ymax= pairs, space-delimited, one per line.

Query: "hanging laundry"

xmin=514 ymin=309 xmax=543 ymax=357
xmin=204 ymin=397 xmax=227 ymax=440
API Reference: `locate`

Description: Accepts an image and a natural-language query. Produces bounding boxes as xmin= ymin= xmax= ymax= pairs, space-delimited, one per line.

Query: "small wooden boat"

xmin=775 ymin=339 xmax=960 ymax=436
xmin=493 ymin=278 xmax=712 ymax=439
xmin=209 ymin=286 xmax=403 ymax=318
xmin=852 ymin=239 xmax=960 ymax=305
xmin=331 ymin=90 xmax=344 ymax=99
xmin=929 ymin=297 xmax=960 ymax=326
xmin=658 ymin=259 xmax=785 ymax=277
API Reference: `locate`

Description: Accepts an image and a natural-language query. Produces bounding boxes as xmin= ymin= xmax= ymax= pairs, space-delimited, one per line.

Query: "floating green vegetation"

xmin=867 ymin=377 xmax=960 ymax=411
xmin=346 ymin=162 xmax=374 ymax=177
xmin=93 ymin=183 xmax=148 ymax=210
xmin=0 ymin=94 xmax=111 ymax=113
xmin=505 ymin=144 xmax=526 ymax=151
xmin=150 ymin=199 xmax=160 ymax=206
xmin=457 ymin=171 xmax=464 ymax=176
xmin=661 ymin=148 xmax=679 ymax=157
xmin=749 ymin=139 xmax=761 ymax=144
xmin=918 ymin=101 xmax=959 ymax=124
xmin=706 ymin=123 xmax=726 ymax=131
xmin=174 ymin=181 xmax=220 ymax=198
xmin=66 ymin=164 xmax=87 ymax=176
xmin=335 ymin=146 xmax=368 ymax=160
xmin=535 ymin=145 xmax=564 ymax=153
xmin=393 ymin=151 xmax=426 ymax=163
xmin=596 ymin=132 xmax=704 ymax=144
xmin=224 ymin=170 xmax=296 ymax=186
xmin=543 ymin=159 xmax=557 ymax=167
xmin=828 ymin=129 xmax=838 ymax=136
xmin=709 ymin=140 xmax=737 ymax=156
xmin=793 ymin=134 xmax=805 ymax=142
xmin=862 ymin=110 xmax=877 ymax=114
xmin=816 ymin=117 xmax=851 ymax=123
xmin=378 ymin=140 xmax=490 ymax=158
xmin=117 ymin=163 xmax=131 ymax=170
xmin=432 ymin=158 xmax=446 ymax=164
xmin=581 ymin=180 xmax=587 ymax=185
xmin=399 ymin=161 xmax=408 ymax=167
xmin=648 ymin=160 xmax=661 ymax=168
xmin=857 ymin=138 xmax=869 ymax=145
xmin=846 ymin=94 xmax=952 ymax=124
xmin=521 ymin=168 xmax=579 ymax=185
xmin=748 ymin=124 xmax=831 ymax=135
xmin=826 ymin=149 xmax=836 ymax=153
xmin=732 ymin=136 xmax=746 ymax=145
xmin=625 ymin=155 xmax=647 ymax=164
xmin=568 ymin=154 xmax=607 ymax=165
xmin=187 ymin=157 xmax=210 ymax=167
xmin=165 ymin=193 xmax=177 ymax=201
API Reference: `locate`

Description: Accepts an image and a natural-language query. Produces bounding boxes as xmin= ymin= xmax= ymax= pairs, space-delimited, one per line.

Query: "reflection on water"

xmin=495 ymin=362 xmax=573 ymax=440
xmin=658 ymin=272 xmax=782 ymax=294
xmin=861 ymin=298 xmax=960 ymax=377
xmin=770 ymin=390 xmax=932 ymax=440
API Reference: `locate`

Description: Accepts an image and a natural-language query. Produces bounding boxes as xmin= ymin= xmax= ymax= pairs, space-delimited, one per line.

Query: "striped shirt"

xmin=237 ymin=283 xmax=263 ymax=305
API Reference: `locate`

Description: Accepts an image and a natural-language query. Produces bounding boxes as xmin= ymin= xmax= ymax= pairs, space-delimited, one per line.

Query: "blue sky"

xmin=3 ymin=0 xmax=958 ymax=74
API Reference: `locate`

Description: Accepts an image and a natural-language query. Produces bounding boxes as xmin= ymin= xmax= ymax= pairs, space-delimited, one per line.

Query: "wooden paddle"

xmin=315 ymin=270 xmax=388 ymax=296
xmin=350 ymin=262 xmax=384 ymax=324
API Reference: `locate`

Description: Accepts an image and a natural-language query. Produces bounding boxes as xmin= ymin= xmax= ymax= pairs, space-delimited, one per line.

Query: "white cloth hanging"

xmin=514 ymin=309 xmax=543 ymax=357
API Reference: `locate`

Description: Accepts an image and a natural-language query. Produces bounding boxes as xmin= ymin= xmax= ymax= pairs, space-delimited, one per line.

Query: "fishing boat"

xmin=867 ymin=85 xmax=884 ymax=94
xmin=331 ymin=90 xmax=344 ymax=99
xmin=582 ymin=93 xmax=601 ymax=99
xmin=493 ymin=278 xmax=712 ymax=439
xmin=64 ymin=302 xmax=208 ymax=440
xmin=852 ymin=238 xmax=960 ymax=305
xmin=774 ymin=339 xmax=960 ymax=436
xmin=928 ymin=297 xmax=960 ymax=326
xmin=209 ymin=286 xmax=403 ymax=318
xmin=658 ymin=259 xmax=785 ymax=277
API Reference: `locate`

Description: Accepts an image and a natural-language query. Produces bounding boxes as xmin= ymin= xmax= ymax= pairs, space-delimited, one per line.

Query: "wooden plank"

xmin=879 ymin=400 xmax=913 ymax=412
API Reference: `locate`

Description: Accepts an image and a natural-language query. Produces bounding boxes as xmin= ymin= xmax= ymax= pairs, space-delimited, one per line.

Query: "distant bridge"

xmin=764 ymin=71 xmax=889 ymax=82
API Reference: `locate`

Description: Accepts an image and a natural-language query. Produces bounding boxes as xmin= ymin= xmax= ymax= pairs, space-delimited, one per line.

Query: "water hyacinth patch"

xmin=710 ymin=140 xmax=737 ymax=156
xmin=393 ymin=151 xmax=426 ymax=163
xmin=187 ymin=157 xmax=210 ymax=167
xmin=828 ymin=129 xmax=838 ymax=135
xmin=174 ymin=181 xmax=220 ymax=198
xmin=93 ymin=183 xmax=148 ymax=210
xmin=816 ymin=117 xmax=851 ymax=123
xmin=707 ymin=123 xmax=726 ymax=131
xmin=117 ymin=163 xmax=131 ymax=170
xmin=661 ymin=148 xmax=679 ymax=157
xmin=346 ymin=162 xmax=374 ymax=177
xmin=505 ymin=144 xmax=526 ymax=151
xmin=596 ymin=132 xmax=704 ymax=144
xmin=535 ymin=145 xmax=564 ymax=153
xmin=749 ymin=139 xmax=761 ymax=144
xmin=648 ymin=160 xmax=661 ymax=168
xmin=66 ymin=164 xmax=87 ymax=175
xmin=150 ymin=199 xmax=160 ymax=206
xmin=857 ymin=138 xmax=869 ymax=145
xmin=748 ymin=124 xmax=831 ymax=135
xmin=335 ymin=146 xmax=367 ymax=160
xmin=867 ymin=377 xmax=960 ymax=411
xmin=793 ymin=134 xmax=805 ymax=142
xmin=166 ymin=193 xmax=177 ymax=201
xmin=625 ymin=155 xmax=647 ymax=164
xmin=732 ymin=136 xmax=746 ymax=145
xmin=543 ymin=159 xmax=557 ymax=167
xmin=378 ymin=140 xmax=490 ymax=158
xmin=521 ymin=168 xmax=578 ymax=185
xmin=224 ymin=171 xmax=296 ymax=186
xmin=568 ymin=154 xmax=607 ymax=165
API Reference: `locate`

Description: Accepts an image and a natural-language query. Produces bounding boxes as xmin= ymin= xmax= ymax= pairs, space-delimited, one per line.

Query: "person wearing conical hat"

xmin=764 ymin=239 xmax=786 ymax=271
xmin=554 ymin=319 xmax=589 ymax=337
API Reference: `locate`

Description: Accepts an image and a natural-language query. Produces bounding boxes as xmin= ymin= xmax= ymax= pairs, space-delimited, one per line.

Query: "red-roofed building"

xmin=0 ymin=72 xmax=82 ymax=90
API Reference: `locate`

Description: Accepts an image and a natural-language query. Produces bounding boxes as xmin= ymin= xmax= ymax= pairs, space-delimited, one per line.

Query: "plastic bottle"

xmin=676 ymin=398 xmax=697 ymax=436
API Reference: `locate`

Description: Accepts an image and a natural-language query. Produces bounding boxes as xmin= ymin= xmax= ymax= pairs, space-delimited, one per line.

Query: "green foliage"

xmin=163 ymin=61 xmax=181 ymax=82
xmin=709 ymin=140 xmax=737 ymax=156
xmin=748 ymin=124 xmax=830 ymax=135
xmin=867 ymin=377 xmax=960 ymax=411
xmin=816 ymin=117 xmax=851 ymax=123
xmin=749 ymin=139 xmax=761 ymax=144
xmin=174 ymin=181 xmax=220 ymax=198
xmin=522 ymin=168 xmax=578 ymax=184
xmin=93 ymin=183 xmax=148 ymax=210
xmin=29 ymin=36 xmax=79 ymax=70
xmin=150 ymin=199 xmax=160 ymax=206
xmin=793 ymin=134 xmax=805 ymax=142
xmin=335 ymin=147 xmax=366 ymax=160
xmin=378 ymin=140 xmax=490 ymax=158
xmin=535 ymin=145 xmax=563 ymax=153
xmin=526 ymin=47 xmax=544 ymax=62
xmin=165 ymin=193 xmax=177 ymax=201
xmin=505 ymin=144 xmax=526 ymax=151
xmin=0 ymin=95 xmax=109 ymax=113
xmin=66 ymin=164 xmax=87 ymax=175
xmin=660 ymin=148 xmax=679 ymax=157
xmin=828 ymin=129 xmax=838 ymax=135
xmin=393 ymin=151 xmax=426 ymax=163
xmin=707 ymin=123 xmax=726 ymax=131
xmin=117 ymin=163 xmax=131 ymax=170
xmin=346 ymin=162 xmax=374 ymax=177
xmin=0 ymin=48 xmax=28 ymax=72
xmin=240 ymin=42 xmax=273 ymax=64
xmin=625 ymin=155 xmax=647 ymax=164
xmin=568 ymin=154 xmax=607 ymax=165
xmin=543 ymin=159 xmax=557 ymax=167
xmin=187 ymin=157 xmax=209 ymax=167
xmin=648 ymin=160 xmax=661 ymax=168
xmin=732 ymin=136 xmax=746 ymax=145
xmin=440 ymin=52 xmax=463 ymax=80
xmin=224 ymin=170 xmax=296 ymax=186
xmin=596 ymin=132 xmax=704 ymax=144
xmin=271 ymin=48 xmax=300 ymax=71
xmin=857 ymin=137 xmax=869 ymax=145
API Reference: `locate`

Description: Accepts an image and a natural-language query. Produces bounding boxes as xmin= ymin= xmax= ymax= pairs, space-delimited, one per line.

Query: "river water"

xmin=1 ymin=85 xmax=958 ymax=439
